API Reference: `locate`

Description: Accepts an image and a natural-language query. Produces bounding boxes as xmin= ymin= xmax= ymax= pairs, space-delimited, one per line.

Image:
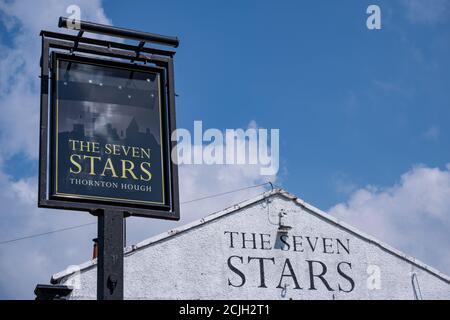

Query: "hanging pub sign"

xmin=38 ymin=26 xmax=180 ymax=220
xmin=53 ymin=54 xmax=168 ymax=207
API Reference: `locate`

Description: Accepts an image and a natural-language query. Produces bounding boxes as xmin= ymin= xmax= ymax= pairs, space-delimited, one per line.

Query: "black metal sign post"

xmin=96 ymin=209 xmax=124 ymax=300
xmin=38 ymin=17 xmax=180 ymax=300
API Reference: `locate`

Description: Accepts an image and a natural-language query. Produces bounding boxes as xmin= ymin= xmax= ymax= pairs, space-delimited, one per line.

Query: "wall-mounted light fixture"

xmin=278 ymin=209 xmax=292 ymax=233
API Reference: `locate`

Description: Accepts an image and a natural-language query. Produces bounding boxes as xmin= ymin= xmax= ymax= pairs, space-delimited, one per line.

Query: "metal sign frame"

xmin=38 ymin=25 xmax=180 ymax=220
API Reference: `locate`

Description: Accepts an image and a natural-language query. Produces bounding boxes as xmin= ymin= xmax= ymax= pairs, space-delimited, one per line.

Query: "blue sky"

xmin=104 ymin=0 xmax=450 ymax=207
xmin=0 ymin=0 xmax=449 ymax=299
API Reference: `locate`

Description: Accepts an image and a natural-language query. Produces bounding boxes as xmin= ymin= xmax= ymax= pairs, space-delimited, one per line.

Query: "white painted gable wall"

xmin=53 ymin=190 xmax=450 ymax=300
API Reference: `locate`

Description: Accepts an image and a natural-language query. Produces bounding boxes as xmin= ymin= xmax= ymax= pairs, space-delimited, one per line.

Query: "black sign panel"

xmin=40 ymin=52 xmax=179 ymax=219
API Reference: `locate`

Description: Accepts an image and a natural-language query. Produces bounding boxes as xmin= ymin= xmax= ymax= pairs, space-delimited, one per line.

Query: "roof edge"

xmin=51 ymin=189 xmax=275 ymax=283
xmin=274 ymin=189 xmax=450 ymax=284
xmin=52 ymin=188 xmax=450 ymax=284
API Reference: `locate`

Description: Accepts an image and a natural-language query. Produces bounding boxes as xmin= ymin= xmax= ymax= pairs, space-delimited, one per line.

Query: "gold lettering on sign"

xmin=67 ymin=139 xmax=153 ymax=182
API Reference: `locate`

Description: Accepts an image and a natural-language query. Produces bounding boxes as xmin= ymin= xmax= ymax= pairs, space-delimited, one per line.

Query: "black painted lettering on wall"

xmin=224 ymin=231 xmax=355 ymax=293
xmin=276 ymin=258 xmax=302 ymax=290
xmin=260 ymin=234 xmax=271 ymax=250
xmin=227 ymin=255 xmax=246 ymax=288
xmin=248 ymin=256 xmax=275 ymax=288
xmin=336 ymin=238 xmax=350 ymax=254
xmin=279 ymin=234 xmax=290 ymax=251
xmin=224 ymin=231 xmax=239 ymax=248
xmin=292 ymin=236 xmax=304 ymax=252
xmin=306 ymin=236 xmax=319 ymax=252
xmin=242 ymin=232 xmax=257 ymax=249
xmin=307 ymin=260 xmax=334 ymax=291
xmin=337 ymin=262 xmax=355 ymax=293
xmin=323 ymin=238 xmax=334 ymax=254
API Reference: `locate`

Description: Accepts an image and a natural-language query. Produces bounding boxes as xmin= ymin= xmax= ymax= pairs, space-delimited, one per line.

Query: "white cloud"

xmin=331 ymin=172 xmax=357 ymax=196
xmin=0 ymin=172 xmax=97 ymax=299
xmin=400 ymin=0 xmax=450 ymax=25
xmin=329 ymin=164 xmax=450 ymax=275
xmin=127 ymin=118 xmax=278 ymax=243
xmin=422 ymin=125 xmax=439 ymax=141
xmin=126 ymin=162 xmax=274 ymax=244
xmin=0 ymin=0 xmax=111 ymax=160
xmin=127 ymin=119 xmax=278 ymax=244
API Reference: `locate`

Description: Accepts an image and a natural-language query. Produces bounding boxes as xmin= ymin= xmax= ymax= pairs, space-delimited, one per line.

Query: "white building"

xmin=46 ymin=188 xmax=450 ymax=299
